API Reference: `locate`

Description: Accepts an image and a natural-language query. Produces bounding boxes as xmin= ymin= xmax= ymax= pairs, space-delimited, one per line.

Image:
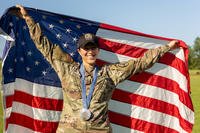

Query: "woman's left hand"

xmin=167 ymin=40 xmax=179 ymax=50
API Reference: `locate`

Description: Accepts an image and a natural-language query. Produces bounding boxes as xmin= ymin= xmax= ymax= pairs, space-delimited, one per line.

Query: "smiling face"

xmin=78 ymin=43 xmax=100 ymax=66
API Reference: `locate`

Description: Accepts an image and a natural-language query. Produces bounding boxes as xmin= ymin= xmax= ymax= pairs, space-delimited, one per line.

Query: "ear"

xmin=97 ymin=48 xmax=100 ymax=53
xmin=77 ymin=48 xmax=81 ymax=55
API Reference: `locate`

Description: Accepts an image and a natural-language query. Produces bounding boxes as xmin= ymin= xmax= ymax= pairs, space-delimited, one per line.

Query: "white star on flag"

xmin=35 ymin=61 xmax=40 ymax=66
xmin=56 ymin=33 xmax=61 ymax=39
xmin=21 ymin=41 xmax=25 ymax=45
xmin=59 ymin=20 xmax=64 ymax=24
xmin=49 ymin=24 xmax=54 ymax=29
xmin=20 ymin=57 xmax=24 ymax=62
xmin=23 ymin=25 xmax=27 ymax=30
xmin=73 ymin=37 xmax=77 ymax=42
xmin=27 ymin=51 xmax=32 ymax=56
xmin=8 ymin=68 xmax=13 ymax=73
xmin=63 ymin=43 xmax=68 ymax=48
xmin=9 ymin=22 xmax=13 ymax=27
xmin=42 ymin=71 xmax=47 ymax=76
xmin=66 ymin=28 xmax=72 ymax=33
xmin=70 ymin=52 xmax=75 ymax=57
xmin=26 ymin=67 xmax=31 ymax=72
xmin=76 ymin=25 xmax=81 ymax=29
xmin=42 ymin=15 xmax=47 ymax=19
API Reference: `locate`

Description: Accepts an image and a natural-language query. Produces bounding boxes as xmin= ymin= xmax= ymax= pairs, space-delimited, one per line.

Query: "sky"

xmin=0 ymin=0 xmax=200 ymax=56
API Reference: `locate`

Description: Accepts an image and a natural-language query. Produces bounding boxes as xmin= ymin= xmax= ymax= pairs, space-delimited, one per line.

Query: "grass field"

xmin=0 ymin=70 xmax=199 ymax=132
xmin=190 ymin=70 xmax=200 ymax=133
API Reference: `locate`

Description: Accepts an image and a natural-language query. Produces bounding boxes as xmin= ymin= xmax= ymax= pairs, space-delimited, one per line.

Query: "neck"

xmin=83 ymin=62 xmax=95 ymax=73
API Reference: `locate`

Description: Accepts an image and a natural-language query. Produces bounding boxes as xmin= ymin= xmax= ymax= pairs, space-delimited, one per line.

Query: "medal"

xmin=80 ymin=64 xmax=99 ymax=121
xmin=80 ymin=108 xmax=92 ymax=121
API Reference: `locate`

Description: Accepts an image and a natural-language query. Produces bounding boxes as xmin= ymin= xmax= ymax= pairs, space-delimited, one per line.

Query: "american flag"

xmin=0 ymin=7 xmax=194 ymax=133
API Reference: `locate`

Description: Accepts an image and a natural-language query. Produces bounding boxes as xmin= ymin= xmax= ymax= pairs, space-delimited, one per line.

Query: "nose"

xmin=86 ymin=49 xmax=95 ymax=54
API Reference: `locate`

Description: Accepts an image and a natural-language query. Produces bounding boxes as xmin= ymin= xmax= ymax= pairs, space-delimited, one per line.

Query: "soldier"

xmin=15 ymin=5 xmax=179 ymax=133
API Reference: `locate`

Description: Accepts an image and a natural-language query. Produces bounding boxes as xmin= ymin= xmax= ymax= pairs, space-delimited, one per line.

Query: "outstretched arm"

xmin=15 ymin=5 xmax=74 ymax=69
xmin=107 ymin=40 xmax=179 ymax=86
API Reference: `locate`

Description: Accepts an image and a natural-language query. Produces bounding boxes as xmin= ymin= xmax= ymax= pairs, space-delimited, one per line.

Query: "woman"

xmin=16 ymin=5 xmax=179 ymax=133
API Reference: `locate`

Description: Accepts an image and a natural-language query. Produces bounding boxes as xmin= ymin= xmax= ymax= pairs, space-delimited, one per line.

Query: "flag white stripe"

xmin=2 ymin=83 xmax=15 ymax=96
xmin=109 ymin=100 xmax=187 ymax=133
xmin=96 ymin=28 xmax=169 ymax=48
xmin=0 ymin=27 xmax=15 ymax=41
xmin=3 ymin=78 xmax=63 ymax=99
xmin=6 ymin=124 xmax=41 ymax=133
xmin=111 ymin=123 xmax=144 ymax=133
xmin=5 ymin=107 xmax=12 ymax=118
xmin=170 ymin=48 xmax=186 ymax=62
xmin=99 ymin=49 xmax=188 ymax=92
xmin=97 ymin=28 xmax=185 ymax=62
xmin=117 ymin=81 xmax=194 ymax=123
xmin=6 ymin=101 xmax=61 ymax=122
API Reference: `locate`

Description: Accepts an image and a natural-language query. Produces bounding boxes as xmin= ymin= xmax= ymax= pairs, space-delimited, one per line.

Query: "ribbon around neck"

xmin=80 ymin=64 xmax=98 ymax=109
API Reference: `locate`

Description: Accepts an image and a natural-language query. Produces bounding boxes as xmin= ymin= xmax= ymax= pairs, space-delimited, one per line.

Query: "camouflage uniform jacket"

xmin=25 ymin=16 xmax=171 ymax=133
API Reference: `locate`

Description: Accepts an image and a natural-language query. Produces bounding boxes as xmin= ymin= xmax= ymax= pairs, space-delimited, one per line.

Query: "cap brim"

xmin=79 ymin=42 xmax=99 ymax=48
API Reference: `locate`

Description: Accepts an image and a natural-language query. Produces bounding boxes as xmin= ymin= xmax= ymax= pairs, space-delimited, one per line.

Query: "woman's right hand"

xmin=16 ymin=4 xmax=28 ymax=19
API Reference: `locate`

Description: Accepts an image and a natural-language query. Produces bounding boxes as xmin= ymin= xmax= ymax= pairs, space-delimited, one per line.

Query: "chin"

xmin=87 ymin=60 xmax=96 ymax=65
xmin=88 ymin=61 xmax=96 ymax=65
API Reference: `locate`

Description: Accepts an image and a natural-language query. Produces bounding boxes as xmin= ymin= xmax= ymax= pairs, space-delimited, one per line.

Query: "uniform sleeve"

xmin=24 ymin=16 xmax=74 ymax=76
xmin=107 ymin=45 xmax=171 ymax=86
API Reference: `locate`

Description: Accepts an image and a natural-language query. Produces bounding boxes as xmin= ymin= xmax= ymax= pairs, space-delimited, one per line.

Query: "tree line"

xmin=188 ymin=37 xmax=200 ymax=69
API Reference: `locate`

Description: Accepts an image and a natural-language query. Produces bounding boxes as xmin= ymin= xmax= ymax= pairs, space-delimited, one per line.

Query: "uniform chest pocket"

xmin=65 ymin=89 xmax=82 ymax=100
xmin=62 ymin=76 xmax=82 ymax=100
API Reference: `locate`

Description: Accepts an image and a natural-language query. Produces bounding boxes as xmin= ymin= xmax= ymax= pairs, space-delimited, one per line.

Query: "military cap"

xmin=77 ymin=33 xmax=99 ymax=48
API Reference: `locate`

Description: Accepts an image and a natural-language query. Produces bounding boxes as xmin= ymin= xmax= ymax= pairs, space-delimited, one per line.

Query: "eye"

xmin=83 ymin=47 xmax=90 ymax=50
xmin=91 ymin=47 xmax=97 ymax=50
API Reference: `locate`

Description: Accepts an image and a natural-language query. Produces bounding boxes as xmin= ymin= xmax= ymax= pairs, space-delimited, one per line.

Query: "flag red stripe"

xmin=99 ymin=38 xmax=147 ymax=58
xmin=96 ymin=59 xmax=193 ymax=110
xmin=109 ymin=111 xmax=179 ymax=133
xmin=9 ymin=90 xmax=63 ymax=111
xmin=112 ymin=89 xmax=192 ymax=132
xmin=6 ymin=112 xmax=58 ymax=132
xmin=99 ymin=38 xmax=188 ymax=78
xmin=5 ymin=95 xmax=14 ymax=108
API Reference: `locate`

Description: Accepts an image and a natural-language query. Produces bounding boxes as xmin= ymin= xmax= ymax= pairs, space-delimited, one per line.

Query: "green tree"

xmin=192 ymin=37 xmax=200 ymax=69
xmin=188 ymin=46 xmax=195 ymax=69
xmin=194 ymin=37 xmax=200 ymax=57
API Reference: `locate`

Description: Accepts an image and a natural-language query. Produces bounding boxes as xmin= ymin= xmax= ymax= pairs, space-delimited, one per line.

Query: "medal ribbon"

xmin=80 ymin=64 xmax=98 ymax=109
